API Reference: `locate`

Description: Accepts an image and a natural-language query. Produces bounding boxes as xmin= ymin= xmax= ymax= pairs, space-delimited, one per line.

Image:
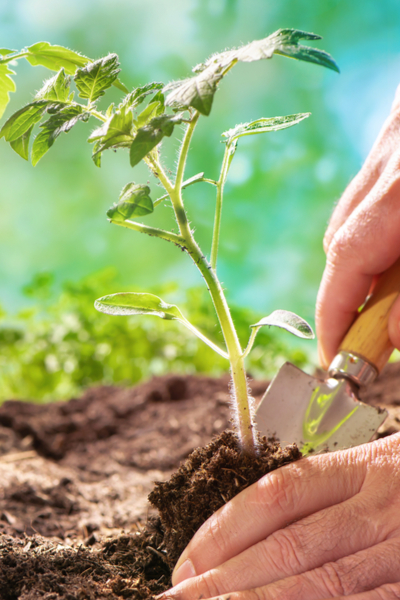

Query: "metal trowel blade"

xmin=255 ymin=362 xmax=387 ymax=454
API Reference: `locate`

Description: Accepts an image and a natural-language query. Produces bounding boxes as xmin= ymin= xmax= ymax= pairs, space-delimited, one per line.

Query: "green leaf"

xmin=107 ymin=183 xmax=154 ymax=220
xmin=25 ymin=42 xmax=89 ymax=74
xmin=0 ymin=101 xmax=49 ymax=142
xmin=88 ymin=107 xmax=134 ymax=165
xmin=222 ymin=113 xmax=311 ymax=145
xmin=10 ymin=125 xmax=33 ymax=160
xmin=95 ymin=292 xmax=185 ymax=320
xmin=165 ymin=61 xmax=230 ymax=116
xmin=166 ymin=28 xmax=338 ymax=116
xmin=34 ymin=68 xmax=71 ymax=102
xmin=129 ymin=113 xmax=183 ymax=167
xmin=120 ymin=82 xmax=164 ymax=111
xmin=74 ymin=54 xmax=121 ymax=103
xmin=0 ymin=63 xmax=16 ymax=118
xmin=271 ymin=29 xmax=340 ymax=72
xmin=105 ymin=103 xmax=114 ymax=118
xmin=0 ymin=49 xmax=17 ymax=56
xmin=94 ymin=291 xmax=229 ymax=358
xmin=135 ymin=99 xmax=164 ymax=128
xmin=112 ymin=78 xmax=129 ymax=94
xmin=251 ymin=310 xmax=314 ymax=339
xmin=32 ymin=104 xmax=89 ymax=165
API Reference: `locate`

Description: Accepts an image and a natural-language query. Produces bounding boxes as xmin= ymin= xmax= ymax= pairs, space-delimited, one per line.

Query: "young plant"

xmin=0 ymin=30 xmax=338 ymax=455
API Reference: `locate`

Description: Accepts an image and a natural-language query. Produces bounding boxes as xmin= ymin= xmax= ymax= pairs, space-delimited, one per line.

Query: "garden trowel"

xmin=256 ymin=259 xmax=400 ymax=454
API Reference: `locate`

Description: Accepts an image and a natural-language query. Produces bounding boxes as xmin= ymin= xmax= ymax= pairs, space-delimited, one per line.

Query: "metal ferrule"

xmin=328 ymin=350 xmax=378 ymax=387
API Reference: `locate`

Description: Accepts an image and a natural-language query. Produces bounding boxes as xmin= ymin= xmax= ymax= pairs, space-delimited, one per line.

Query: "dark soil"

xmin=0 ymin=365 xmax=399 ymax=599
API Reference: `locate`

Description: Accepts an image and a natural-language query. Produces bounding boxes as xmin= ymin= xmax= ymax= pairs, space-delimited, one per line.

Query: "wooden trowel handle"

xmin=340 ymin=258 xmax=400 ymax=373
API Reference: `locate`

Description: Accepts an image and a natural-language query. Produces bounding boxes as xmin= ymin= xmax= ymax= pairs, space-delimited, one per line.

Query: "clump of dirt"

xmin=0 ymin=365 xmax=399 ymax=599
xmin=149 ymin=430 xmax=301 ymax=568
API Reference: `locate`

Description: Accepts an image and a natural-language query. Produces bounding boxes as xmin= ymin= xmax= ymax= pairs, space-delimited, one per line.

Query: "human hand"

xmin=160 ymin=433 xmax=400 ymax=599
xmin=316 ymin=84 xmax=400 ymax=369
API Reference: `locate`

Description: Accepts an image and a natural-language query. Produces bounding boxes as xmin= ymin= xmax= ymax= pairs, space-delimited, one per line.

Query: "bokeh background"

xmin=0 ymin=0 xmax=399 ymax=399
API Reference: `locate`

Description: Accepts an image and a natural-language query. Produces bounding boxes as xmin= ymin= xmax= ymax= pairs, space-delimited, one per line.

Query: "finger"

xmin=324 ymin=99 xmax=400 ymax=253
xmin=171 ymin=447 xmax=367 ymax=586
xmin=170 ymin=498 xmax=376 ymax=597
xmin=316 ymin=150 xmax=400 ymax=368
xmin=392 ymin=83 xmax=400 ymax=111
xmin=167 ymin=538 xmax=400 ymax=600
xmin=170 ymin=434 xmax=400 ymax=597
xmin=335 ymin=582 xmax=400 ymax=600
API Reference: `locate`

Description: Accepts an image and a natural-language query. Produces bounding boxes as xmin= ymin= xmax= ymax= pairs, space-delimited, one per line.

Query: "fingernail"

xmin=172 ymin=558 xmax=196 ymax=585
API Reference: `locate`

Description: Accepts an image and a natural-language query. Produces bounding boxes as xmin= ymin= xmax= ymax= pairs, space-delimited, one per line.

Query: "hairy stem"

xmin=166 ymin=119 xmax=256 ymax=453
xmin=185 ymin=238 xmax=256 ymax=453
xmin=210 ymin=142 xmax=235 ymax=271
xmin=175 ymin=111 xmax=200 ymax=191
xmin=109 ymin=218 xmax=184 ymax=246
xmin=242 ymin=327 xmax=259 ymax=359
xmin=0 ymin=51 xmax=28 ymax=65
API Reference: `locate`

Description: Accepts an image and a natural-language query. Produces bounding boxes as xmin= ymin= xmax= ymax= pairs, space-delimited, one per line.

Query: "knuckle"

xmin=195 ymin=571 xmax=222 ymax=599
xmin=326 ymin=227 xmax=355 ymax=266
xmin=263 ymin=528 xmax=304 ymax=574
xmin=205 ymin=513 xmax=230 ymax=556
xmin=316 ymin=561 xmax=347 ymax=596
xmin=256 ymin=467 xmax=300 ymax=515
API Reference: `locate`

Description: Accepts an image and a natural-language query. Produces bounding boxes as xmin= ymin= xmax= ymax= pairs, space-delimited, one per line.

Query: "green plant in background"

xmin=0 ymin=30 xmax=338 ymax=454
xmin=0 ymin=269 xmax=310 ymax=403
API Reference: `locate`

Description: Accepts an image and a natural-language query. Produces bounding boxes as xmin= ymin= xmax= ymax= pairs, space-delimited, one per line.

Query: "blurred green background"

xmin=0 ymin=0 xmax=399 ymax=400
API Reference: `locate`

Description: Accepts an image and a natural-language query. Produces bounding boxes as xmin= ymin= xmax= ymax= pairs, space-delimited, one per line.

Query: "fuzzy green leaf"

xmin=135 ymin=99 xmax=164 ymax=128
xmin=107 ymin=183 xmax=154 ymax=220
xmin=222 ymin=113 xmax=311 ymax=145
xmin=10 ymin=125 xmax=33 ymax=160
xmin=34 ymin=68 xmax=71 ymax=103
xmin=0 ymin=101 xmax=49 ymax=142
xmin=94 ymin=291 xmax=229 ymax=358
xmin=105 ymin=103 xmax=114 ymax=118
xmin=251 ymin=310 xmax=314 ymax=339
xmin=88 ymin=107 xmax=134 ymax=165
xmin=74 ymin=54 xmax=121 ymax=103
xmin=129 ymin=113 xmax=183 ymax=167
xmin=112 ymin=78 xmax=129 ymax=94
xmin=0 ymin=49 xmax=17 ymax=56
xmin=166 ymin=28 xmax=338 ymax=116
xmin=32 ymin=104 xmax=89 ymax=165
xmin=25 ymin=42 xmax=89 ymax=74
xmin=121 ymin=82 xmax=164 ymax=111
xmin=95 ymin=292 xmax=184 ymax=320
xmin=0 ymin=63 xmax=16 ymax=118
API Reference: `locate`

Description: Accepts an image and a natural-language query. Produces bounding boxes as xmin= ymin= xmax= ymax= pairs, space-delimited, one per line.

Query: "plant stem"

xmin=110 ymin=218 xmax=184 ymax=246
xmin=181 ymin=318 xmax=229 ymax=359
xmin=0 ymin=51 xmax=28 ymax=65
xmin=89 ymin=108 xmax=107 ymax=123
xmin=165 ymin=117 xmax=256 ymax=454
xmin=210 ymin=142 xmax=235 ymax=271
xmin=175 ymin=112 xmax=200 ymax=191
xmin=186 ymin=238 xmax=256 ymax=453
xmin=242 ymin=327 xmax=259 ymax=359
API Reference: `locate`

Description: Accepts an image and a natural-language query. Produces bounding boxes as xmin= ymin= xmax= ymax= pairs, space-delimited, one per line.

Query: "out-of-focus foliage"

xmin=0 ymin=269 xmax=309 ymax=403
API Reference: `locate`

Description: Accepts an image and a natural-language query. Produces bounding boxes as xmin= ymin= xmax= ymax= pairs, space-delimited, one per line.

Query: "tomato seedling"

xmin=0 ymin=30 xmax=338 ymax=454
